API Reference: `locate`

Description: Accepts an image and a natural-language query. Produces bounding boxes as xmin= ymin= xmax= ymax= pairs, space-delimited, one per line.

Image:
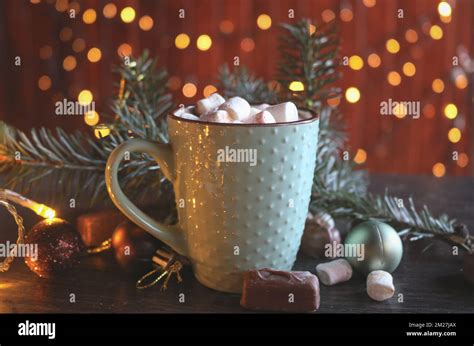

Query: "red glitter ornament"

xmin=24 ymin=218 xmax=84 ymax=278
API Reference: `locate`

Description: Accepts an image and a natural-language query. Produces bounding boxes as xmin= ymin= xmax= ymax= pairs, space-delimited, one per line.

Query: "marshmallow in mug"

xmin=196 ymin=93 xmax=226 ymax=115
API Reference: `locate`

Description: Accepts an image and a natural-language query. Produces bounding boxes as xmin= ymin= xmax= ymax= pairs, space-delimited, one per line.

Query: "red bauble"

xmin=24 ymin=218 xmax=84 ymax=278
xmin=112 ymin=221 xmax=162 ymax=272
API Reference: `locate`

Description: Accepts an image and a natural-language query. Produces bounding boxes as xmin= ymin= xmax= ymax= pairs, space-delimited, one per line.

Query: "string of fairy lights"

xmin=30 ymin=0 xmax=469 ymax=177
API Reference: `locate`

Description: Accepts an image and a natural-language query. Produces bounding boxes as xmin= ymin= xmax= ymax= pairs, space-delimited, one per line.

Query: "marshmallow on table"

xmin=219 ymin=96 xmax=251 ymax=121
xmin=253 ymin=103 xmax=270 ymax=111
xmin=196 ymin=93 xmax=226 ymax=115
xmin=243 ymin=110 xmax=276 ymax=124
xmin=367 ymin=270 xmax=395 ymax=302
xmin=315 ymin=258 xmax=353 ymax=286
xmin=249 ymin=107 xmax=261 ymax=117
xmin=200 ymin=109 xmax=233 ymax=123
xmin=265 ymin=102 xmax=298 ymax=122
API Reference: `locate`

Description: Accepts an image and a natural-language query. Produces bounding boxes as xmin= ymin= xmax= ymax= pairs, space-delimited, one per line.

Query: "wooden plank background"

xmin=0 ymin=0 xmax=472 ymax=176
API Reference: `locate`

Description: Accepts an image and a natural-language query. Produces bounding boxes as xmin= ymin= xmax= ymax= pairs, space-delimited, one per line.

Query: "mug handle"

xmin=105 ymin=139 xmax=187 ymax=256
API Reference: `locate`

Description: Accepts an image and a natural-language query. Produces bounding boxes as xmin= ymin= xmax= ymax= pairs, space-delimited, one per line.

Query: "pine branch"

xmin=277 ymin=19 xmax=341 ymax=109
xmin=217 ymin=65 xmax=278 ymax=104
xmin=310 ymin=188 xmax=472 ymax=251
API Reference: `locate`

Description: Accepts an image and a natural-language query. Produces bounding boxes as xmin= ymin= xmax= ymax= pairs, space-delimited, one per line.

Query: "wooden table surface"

xmin=0 ymin=174 xmax=473 ymax=313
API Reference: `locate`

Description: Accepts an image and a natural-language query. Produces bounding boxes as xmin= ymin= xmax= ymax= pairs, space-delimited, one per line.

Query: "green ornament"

xmin=344 ymin=220 xmax=403 ymax=276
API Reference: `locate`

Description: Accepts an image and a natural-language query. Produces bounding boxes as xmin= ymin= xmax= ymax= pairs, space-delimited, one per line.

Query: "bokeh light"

xmin=289 ymin=81 xmax=305 ymax=92
xmin=386 ymin=39 xmax=400 ymax=54
xmin=257 ymin=14 xmax=272 ymax=30
xmin=63 ymin=56 xmax=77 ymax=71
xmin=345 ymin=87 xmax=360 ymax=103
xmin=444 ymin=104 xmax=458 ymax=119
xmin=197 ymin=35 xmax=212 ymax=51
xmin=84 ymin=111 xmax=99 ymax=126
xmin=120 ymin=7 xmax=136 ymax=23
xmin=322 ymin=9 xmax=336 ymax=23
xmin=87 ymin=47 xmax=102 ymax=63
xmin=340 ymin=8 xmax=353 ymax=22
xmin=448 ymin=128 xmax=461 ymax=143
xmin=402 ymin=62 xmax=416 ymax=77
xmin=455 ymin=74 xmax=468 ymax=89
xmin=438 ymin=2 xmax=452 ymax=17
xmin=139 ymin=16 xmax=154 ymax=31
xmin=367 ymin=53 xmax=381 ymax=68
xmin=72 ymin=38 xmax=85 ymax=52
xmin=38 ymin=75 xmax=52 ymax=91
xmin=432 ymin=163 xmax=446 ymax=178
xmin=117 ymin=43 xmax=132 ymax=57
xmin=94 ymin=125 xmax=110 ymax=139
xmin=59 ymin=27 xmax=73 ymax=42
xmin=203 ymin=85 xmax=217 ymax=97
xmin=219 ymin=20 xmax=234 ymax=34
xmin=354 ymin=149 xmax=367 ymax=164
xmin=349 ymin=55 xmax=364 ymax=70
xmin=175 ymin=33 xmax=190 ymax=49
xmin=240 ymin=38 xmax=255 ymax=52
xmin=78 ymin=90 xmax=93 ymax=106
xmin=457 ymin=153 xmax=469 ymax=168
xmin=429 ymin=25 xmax=443 ymax=40
xmin=82 ymin=9 xmax=97 ymax=24
xmin=103 ymin=3 xmax=117 ymax=19
xmin=405 ymin=29 xmax=418 ymax=43
xmin=432 ymin=78 xmax=445 ymax=93
xmin=363 ymin=0 xmax=376 ymax=7
xmin=387 ymin=71 xmax=401 ymax=86
xmin=182 ymin=83 xmax=197 ymax=98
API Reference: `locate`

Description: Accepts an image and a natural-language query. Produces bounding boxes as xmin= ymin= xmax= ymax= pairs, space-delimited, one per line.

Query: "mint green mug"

xmin=105 ymin=108 xmax=319 ymax=293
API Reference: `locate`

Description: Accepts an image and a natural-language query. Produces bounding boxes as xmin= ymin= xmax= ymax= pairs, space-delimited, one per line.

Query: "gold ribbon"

xmin=136 ymin=260 xmax=183 ymax=290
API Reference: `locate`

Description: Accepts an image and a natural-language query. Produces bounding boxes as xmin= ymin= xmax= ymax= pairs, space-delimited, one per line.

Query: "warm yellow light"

xmin=405 ymin=29 xmax=418 ymax=43
xmin=120 ymin=7 xmax=136 ymax=23
xmin=182 ymin=83 xmax=197 ymax=98
xmin=354 ymin=149 xmax=367 ymax=164
xmin=327 ymin=96 xmax=341 ymax=107
xmin=309 ymin=24 xmax=316 ymax=36
xmin=240 ymin=38 xmax=255 ymax=52
xmin=35 ymin=204 xmax=56 ymax=220
xmin=457 ymin=153 xmax=469 ymax=168
xmin=393 ymin=103 xmax=407 ymax=119
xmin=257 ymin=14 xmax=272 ymax=30
xmin=455 ymin=74 xmax=468 ymax=89
xmin=448 ymin=128 xmax=461 ymax=143
xmin=175 ymin=33 xmax=190 ymax=49
xmin=94 ymin=125 xmax=110 ymax=139
xmin=387 ymin=71 xmax=401 ymax=86
xmin=440 ymin=15 xmax=452 ymax=23
xmin=117 ymin=43 xmax=132 ymax=57
xmin=402 ymin=62 xmax=416 ymax=77
xmin=345 ymin=87 xmax=360 ymax=103
xmin=203 ymin=85 xmax=217 ymax=97
xmin=322 ymin=9 xmax=336 ymax=23
xmin=78 ymin=90 xmax=93 ymax=106
xmin=363 ymin=0 xmax=376 ymax=8
xmin=430 ymin=25 xmax=443 ymax=40
xmin=139 ymin=15 xmax=154 ymax=31
xmin=432 ymin=78 xmax=445 ymax=93
xmin=87 ymin=47 xmax=102 ymax=63
xmin=349 ymin=55 xmax=364 ymax=70
xmin=84 ymin=111 xmax=99 ymax=126
xmin=438 ymin=2 xmax=452 ymax=17
xmin=444 ymin=104 xmax=458 ymax=119
xmin=63 ymin=56 xmax=77 ymax=71
xmin=219 ymin=20 xmax=235 ymax=34
xmin=432 ymin=163 xmax=446 ymax=178
xmin=103 ymin=3 xmax=117 ymax=18
xmin=367 ymin=53 xmax=381 ymax=68
xmin=82 ymin=9 xmax=97 ymax=24
xmin=289 ymin=81 xmax=305 ymax=92
xmin=386 ymin=39 xmax=400 ymax=54
xmin=38 ymin=75 xmax=52 ymax=91
xmin=340 ymin=8 xmax=353 ymax=22
xmin=72 ymin=38 xmax=85 ymax=52
xmin=196 ymin=35 xmax=212 ymax=51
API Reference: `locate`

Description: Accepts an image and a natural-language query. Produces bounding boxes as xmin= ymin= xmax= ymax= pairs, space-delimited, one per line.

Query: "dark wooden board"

xmin=0 ymin=174 xmax=473 ymax=313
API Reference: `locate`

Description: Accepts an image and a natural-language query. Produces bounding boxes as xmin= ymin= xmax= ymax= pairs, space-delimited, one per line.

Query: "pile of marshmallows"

xmin=316 ymin=259 xmax=395 ymax=302
xmin=174 ymin=93 xmax=300 ymax=124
